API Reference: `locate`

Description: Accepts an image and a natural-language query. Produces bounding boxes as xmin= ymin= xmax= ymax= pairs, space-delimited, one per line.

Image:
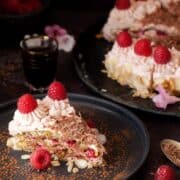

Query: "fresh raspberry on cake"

xmin=17 ymin=94 xmax=37 ymax=114
xmin=134 ymin=39 xmax=152 ymax=57
xmin=48 ymin=81 xmax=67 ymax=100
xmin=115 ymin=0 xmax=131 ymax=10
xmin=30 ymin=148 xmax=51 ymax=170
xmin=117 ymin=31 xmax=132 ymax=47
xmin=153 ymin=46 xmax=171 ymax=64
xmin=154 ymin=165 xmax=175 ymax=180
xmin=85 ymin=148 xmax=96 ymax=158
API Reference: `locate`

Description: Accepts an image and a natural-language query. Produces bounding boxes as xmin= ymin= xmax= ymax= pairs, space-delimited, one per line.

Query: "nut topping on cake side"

xmin=7 ymin=81 xmax=106 ymax=172
xmin=102 ymin=0 xmax=180 ymax=108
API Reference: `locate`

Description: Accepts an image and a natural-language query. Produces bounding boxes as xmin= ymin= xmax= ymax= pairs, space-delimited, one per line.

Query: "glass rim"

xmin=20 ymin=35 xmax=58 ymax=54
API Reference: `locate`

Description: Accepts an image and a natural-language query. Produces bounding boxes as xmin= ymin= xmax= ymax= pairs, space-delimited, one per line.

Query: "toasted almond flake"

xmin=67 ymin=161 xmax=73 ymax=172
xmin=75 ymin=159 xmax=88 ymax=169
xmin=72 ymin=167 xmax=79 ymax=173
xmin=51 ymin=160 xmax=60 ymax=167
xmin=51 ymin=154 xmax=59 ymax=161
xmin=6 ymin=138 xmax=13 ymax=147
xmin=101 ymin=69 xmax=107 ymax=73
xmin=21 ymin=154 xmax=30 ymax=160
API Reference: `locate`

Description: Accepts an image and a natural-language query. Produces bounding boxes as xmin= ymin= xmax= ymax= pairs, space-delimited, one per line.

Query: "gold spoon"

xmin=161 ymin=139 xmax=180 ymax=167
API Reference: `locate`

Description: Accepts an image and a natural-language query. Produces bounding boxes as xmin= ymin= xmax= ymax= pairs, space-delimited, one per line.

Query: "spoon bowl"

xmin=161 ymin=139 xmax=180 ymax=167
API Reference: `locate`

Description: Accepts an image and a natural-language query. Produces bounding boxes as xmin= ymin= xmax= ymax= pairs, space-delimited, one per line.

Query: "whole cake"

xmin=103 ymin=0 xmax=180 ymax=108
xmin=104 ymin=31 xmax=180 ymax=99
xmin=7 ymin=81 xmax=106 ymax=172
xmin=102 ymin=0 xmax=180 ymax=42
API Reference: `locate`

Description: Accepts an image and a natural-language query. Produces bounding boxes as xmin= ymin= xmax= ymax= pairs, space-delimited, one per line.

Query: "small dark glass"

xmin=20 ymin=35 xmax=58 ymax=91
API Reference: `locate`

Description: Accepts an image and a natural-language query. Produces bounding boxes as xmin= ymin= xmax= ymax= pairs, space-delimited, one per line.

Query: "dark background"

xmin=53 ymin=0 xmax=114 ymax=10
xmin=0 ymin=0 xmax=114 ymax=47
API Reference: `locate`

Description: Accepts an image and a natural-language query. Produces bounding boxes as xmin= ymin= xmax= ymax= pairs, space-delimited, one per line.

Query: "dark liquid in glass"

xmin=21 ymin=37 xmax=58 ymax=89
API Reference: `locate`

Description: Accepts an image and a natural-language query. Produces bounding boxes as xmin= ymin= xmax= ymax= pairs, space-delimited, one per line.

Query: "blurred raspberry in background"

xmin=0 ymin=0 xmax=43 ymax=14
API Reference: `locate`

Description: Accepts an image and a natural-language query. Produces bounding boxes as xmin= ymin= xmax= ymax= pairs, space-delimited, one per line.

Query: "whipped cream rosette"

xmin=42 ymin=81 xmax=75 ymax=118
xmin=8 ymin=94 xmax=49 ymax=136
xmin=42 ymin=96 xmax=75 ymax=118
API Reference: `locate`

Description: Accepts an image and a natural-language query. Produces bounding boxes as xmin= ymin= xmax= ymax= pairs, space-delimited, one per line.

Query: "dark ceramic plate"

xmin=74 ymin=20 xmax=180 ymax=117
xmin=0 ymin=93 xmax=149 ymax=179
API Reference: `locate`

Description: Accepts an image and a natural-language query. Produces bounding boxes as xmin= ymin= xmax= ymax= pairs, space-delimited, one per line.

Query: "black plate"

xmin=0 ymin=93 xmax=149 ymax=179
xmin=74 ymin=20 xmax=180 ymax=117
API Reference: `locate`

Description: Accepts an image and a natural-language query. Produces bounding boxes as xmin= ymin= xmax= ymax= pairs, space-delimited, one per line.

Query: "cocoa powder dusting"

xmin=0 ymin=131 xmax=19 ymax=179
xmin=0 ymin=117 xmax=132 ymax=179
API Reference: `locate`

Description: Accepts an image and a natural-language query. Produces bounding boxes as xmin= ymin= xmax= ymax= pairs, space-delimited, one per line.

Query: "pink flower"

xmin=44 ymin=24 xmax=75 ymax=52
xmin=152 ymin=86 xmax=180 ymax=109
xmin=44 ymin=24 xmax=67 ymax=38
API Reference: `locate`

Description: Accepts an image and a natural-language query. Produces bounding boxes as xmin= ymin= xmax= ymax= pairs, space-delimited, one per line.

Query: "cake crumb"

xmin=72 ymin=167 xmax=79 ymax=173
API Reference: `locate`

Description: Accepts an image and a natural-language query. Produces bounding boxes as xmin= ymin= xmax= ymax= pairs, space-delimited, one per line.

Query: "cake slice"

xmin=7 ymin=82 xmax=106 ymax=172
xmin=102 ymin=0 xmax=180 ymax=42
xmin=104 ymin=32 xmax=180 ymax=98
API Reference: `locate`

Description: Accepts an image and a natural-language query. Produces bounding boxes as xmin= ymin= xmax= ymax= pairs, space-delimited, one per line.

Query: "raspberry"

xmin=153 ymin=46 xmax=171 ymax=64
xmin=17 ymin=94 xmax=37 ymax=113
xmin=86 ymin=120 xmax=96 ymax=128
xmin=48 ymin=81 xmax=67 ymax=100
xmin=20 ymin=0 xmax=42 ymax=14
xmin=116 ymin=31 xmax=132 ymax=48
xmin=30 ymin=148 xmax=51 ymax=170
xmin=154 ymin=165 xmax=175 ymax=180
xmin=67 ymin=140 xmax=76 ymax=147
xmin=1 ymin=0 xmax=42 ymax=14
xmin=115 ymin=0 xmax=131 ymax=10
xmin=134 ymin=39 xmax=152 ymax=57
xmin=85 ymin=148 xmax=96 ymax=158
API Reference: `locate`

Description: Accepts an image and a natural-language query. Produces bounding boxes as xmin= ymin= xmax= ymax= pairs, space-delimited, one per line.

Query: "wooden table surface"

xmin=0 ymin=4 xmax=179 ymax=180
